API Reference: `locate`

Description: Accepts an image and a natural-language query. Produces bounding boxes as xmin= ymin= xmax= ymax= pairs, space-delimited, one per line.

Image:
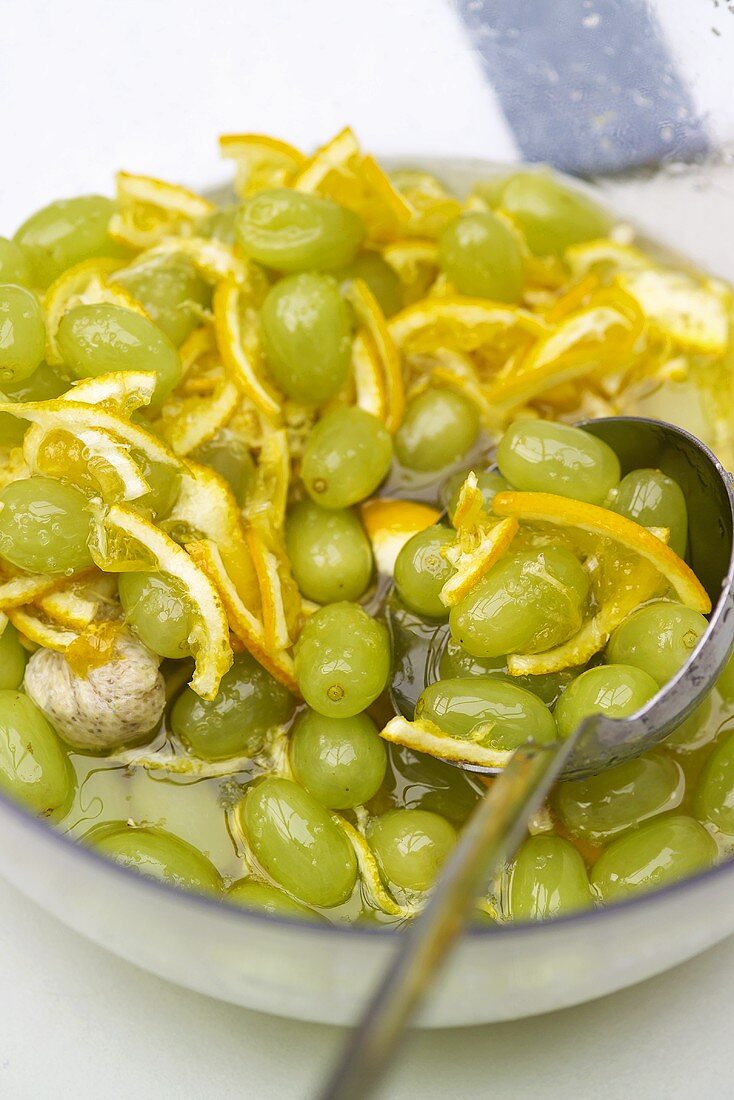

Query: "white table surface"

xmin=1 ymin=1 xmax=733 ymax=1096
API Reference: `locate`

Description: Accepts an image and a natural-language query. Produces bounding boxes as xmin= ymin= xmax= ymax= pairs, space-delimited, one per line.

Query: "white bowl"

xmin=2 ymin=156 xmax=732 ymax=1027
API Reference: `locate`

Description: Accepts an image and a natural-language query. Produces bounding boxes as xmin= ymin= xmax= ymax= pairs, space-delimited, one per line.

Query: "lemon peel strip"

xmin=493 ymin=490 xmax=711 ymax=613
xmin=63 ymin=372 xmax=158 ymax=415
xmin=91 ymin=505 xmax=232 ymax=699
xmin=0 ymin=573 xmax=65 ymax=610
xmin=109 ymin=172 xmax=214 ymax=250
xmin=214 ymin=276 xmax=282 ymax=420
xmin=334 ymin=816 xmax=413 ymax=919
xmin=219 ymin=133 xmax=306 ymax=196
xmin=389 ymin=297 xmax=547 ymax=355
xmin=43 ymin=258 xmax=150 ymax=365
xmin=187 ymin=538 xmax=298 ymax=694
xmin=7 ymin=607 xmax=79 ymax=652
xmin=380 ymin=715 xmax=513 ymax=770
xmin=346 ymin=279 xmax=404 ymax=431
xmin=163 ymin=379 xmax=240 ymax=457
xmin=360 ymin=498 xmax=440 ymax=575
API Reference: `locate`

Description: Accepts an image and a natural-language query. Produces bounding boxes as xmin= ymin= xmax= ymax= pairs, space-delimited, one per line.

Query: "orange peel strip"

xmin=213 ymin=275 xmax=282 ymax=420
xmin=492 ymin=491 xmax=711 ymax=613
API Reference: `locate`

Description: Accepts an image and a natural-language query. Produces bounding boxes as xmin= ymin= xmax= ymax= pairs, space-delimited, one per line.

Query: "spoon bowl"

xmin=388 ymin=415 xmax=734 ymax=780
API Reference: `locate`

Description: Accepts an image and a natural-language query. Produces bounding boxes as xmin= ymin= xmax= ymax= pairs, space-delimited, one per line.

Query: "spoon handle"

xmin=318 ymin=735 xmax=579 ymax=1100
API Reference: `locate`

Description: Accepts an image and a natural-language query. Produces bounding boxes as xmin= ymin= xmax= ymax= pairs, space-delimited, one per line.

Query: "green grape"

xmin=338 ymin=251 xmax=403 ymax=316
xmin=497 ymin=419 xmax=621 ymax=505
xmin=554 ymin=753 xmax=683 ymax=842
xmin=193 ymin=432 xmax=255 ymax=507
xmin=610 ymin=468 xmax=688 ymax=558
xmin=132 ymin=450 xmax=182 ymax=519
xmin=694 ymin=732 xmax=734 ymax=834
xmin=416 ymin=676 xmax=557 ymax=752
xmin=301 ymin=406 xmax=393 ymax=509
xmin=449 ymin=546 xmax=589 ymax=659
xmin=500 ymin=172 xmax=610 ymax=256
xmin=13 ymin=195 xmax=123 ymax=288
xmin=294 ymin=601 xmax=390 ymax=717
xmin=0 ymin=624 xmax=27 ymax=690
xmin=285 ymin=499 xmax=373 ymax=604
xmin=387 ymin=745 xmax=480 ymax=824
xmin=717 ymin=651 xmax=734 ymax=704
xmin=394 ymin=525 xmax=455 ymax=618
xmin=367 ymin=808 xmax=456 ymax=892
xmin=554 ymin=664 xmax=659 ymax=739
xmin=226 ymin=878 xmax=321 ymax=920
xmin=0 ymin=237 xmax=32 ymax=286
xmin=607 ymin=601 xmax=707 ymax=686
xmin=440 ymin=467 xmax=509 ymax=522
xmin=56 ymin=303 xmax=182 ymax=406
xmin=171 ymin=651 xmax=294 ymax=761
xmin=664 ymin=696 xmax=714 ymax=754
xmin=196 ymin=203 xmax=239 ymax=244
xmin=395 ymin=389 xmax=480 ymax=473
xmin=506 ymin=836 xmax=592 ymax=921
xmin=438 ymin=637 xmax=507 ymax=680
xmin=470 ymin=176 xmax=512 ymax=208
xmin=260 ymin=273 xmax=352 ymax=404
xmin=0 ymin=361 xmax=67 ymax=447
xmin=0 ymin=476 xmax=93 ymax=574
xmin=289 ymin=709 xmax=387 ymax=809
xmin=239 ymin=776 xmax=357 ymax=907
xmin=86 ymin=822 xmax=222 ymax=894
xmin=112 ymin=252 xmax=211 ymax=345
xmin=236 ymin=188 xmax=365 ymax=273
xmin=590 ymin=815 xmax=717 ymax=904
xmin=437 ymin=637 xmax=574 ymax=706
xmin=0 ymin=285 xmax=46 ymax=384
xmin=0 ymin=690 xmax=74 ymax=817
xmin=118 ymin=571 xmax=194 ymax=659
xmin=438 ymin=211 xmax=524 ymax=301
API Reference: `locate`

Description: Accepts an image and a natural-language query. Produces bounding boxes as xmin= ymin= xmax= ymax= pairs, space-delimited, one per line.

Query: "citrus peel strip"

xmin=334 ymin=815 xmax=413 ymax=918
xmin=380 ymin=714 xmax=513 ymax=770
xmin=214 ymin=276 xmax=282 ymax=420
xmin=90 ymin=505 xmax=232 ymax=699
xmin=360 ymin=498 xmax=440 ymax=574
xmin=187 ymin=538 xmax=298 ymax=694
xmin=492 ymin=490 xmax=711 ymax=613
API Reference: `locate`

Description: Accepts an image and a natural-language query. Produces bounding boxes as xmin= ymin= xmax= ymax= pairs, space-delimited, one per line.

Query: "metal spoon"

xmin=319 ymin=417 xmax=734 ymax=1100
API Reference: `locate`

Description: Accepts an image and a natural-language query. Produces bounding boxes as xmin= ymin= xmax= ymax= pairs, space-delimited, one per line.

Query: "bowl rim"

xmin=3 ymin=152 xmax=731 ymax=944
xmin=2 ymin=783 xmax=733 ymax=940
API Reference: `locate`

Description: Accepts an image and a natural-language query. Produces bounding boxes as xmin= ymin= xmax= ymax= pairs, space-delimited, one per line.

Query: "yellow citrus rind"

xmin=493 ymin=490 xmax=711 ymax=613
xmin=380 ymin=715 xmax=511 ymax=770
xmin=90 ymin=504 xmax=232 ymax=699
xmin=360 ymin=498 xmax=440 ymax=574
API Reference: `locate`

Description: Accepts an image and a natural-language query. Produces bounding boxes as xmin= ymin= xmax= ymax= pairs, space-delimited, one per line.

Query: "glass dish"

xmin=1 ymin=156 xmax=733 ymax=1028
